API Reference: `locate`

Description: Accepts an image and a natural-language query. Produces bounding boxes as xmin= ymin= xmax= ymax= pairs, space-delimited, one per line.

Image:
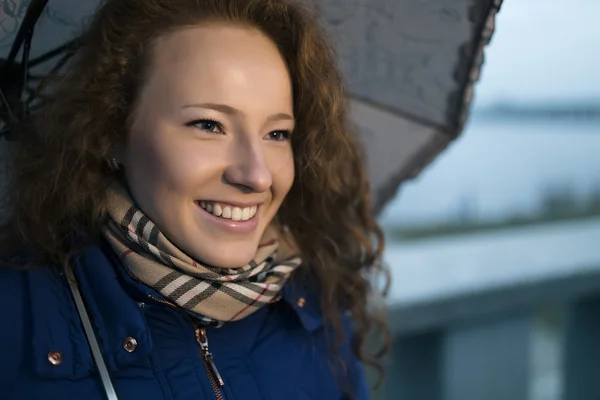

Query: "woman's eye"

xmin=267 ymin=130 xmax=292 ymax=141
xmin=188 ymin=119 xmax=224 ymax=134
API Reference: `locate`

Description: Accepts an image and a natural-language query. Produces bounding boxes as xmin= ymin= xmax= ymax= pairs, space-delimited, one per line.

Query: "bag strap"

xmin=64 ymin=263 xmax=120 ymax=400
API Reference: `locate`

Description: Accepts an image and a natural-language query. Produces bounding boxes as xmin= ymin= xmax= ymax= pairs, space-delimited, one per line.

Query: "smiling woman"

xmin=0 ymin=1 xmax=388 ymax=399
xmin=122 ymin=24 xmax=296 ymax=269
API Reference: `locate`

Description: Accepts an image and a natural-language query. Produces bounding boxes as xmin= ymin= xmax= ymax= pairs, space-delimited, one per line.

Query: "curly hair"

xmin=0 ymin=0 xmax=390 ymax=384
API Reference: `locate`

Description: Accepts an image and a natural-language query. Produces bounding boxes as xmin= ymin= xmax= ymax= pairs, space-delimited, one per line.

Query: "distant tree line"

xmin=385 ymin=181 xmax=600 ymax=241
xmin=476 ymin=101 xmax=600 ymax=121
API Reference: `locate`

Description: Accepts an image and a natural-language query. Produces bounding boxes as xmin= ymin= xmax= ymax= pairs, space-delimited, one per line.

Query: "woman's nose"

xmin=222 ymin=140 xmax=272 ymax=193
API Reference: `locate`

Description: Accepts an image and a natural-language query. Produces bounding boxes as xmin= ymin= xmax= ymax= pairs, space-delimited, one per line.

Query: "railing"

xmin=372 ymin=217 xmax=600 ymax=400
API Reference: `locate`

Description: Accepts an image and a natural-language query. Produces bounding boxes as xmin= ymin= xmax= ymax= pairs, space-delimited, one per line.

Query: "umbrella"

xmin=0 ymin=0 xmax=502 ymax=212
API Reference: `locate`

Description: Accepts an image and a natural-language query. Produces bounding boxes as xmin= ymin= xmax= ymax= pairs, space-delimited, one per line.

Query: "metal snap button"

xmin=48 ymin=351 xmax=63 ymax=365
xmin=123 ymin=336 xmax=138 ymax=353
xmin=297 ymin=297 xmax=306 ymax=308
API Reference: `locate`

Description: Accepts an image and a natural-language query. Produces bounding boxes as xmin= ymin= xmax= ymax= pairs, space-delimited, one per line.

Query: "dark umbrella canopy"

xmin=0 ymin=0 xmax=502 ymax=212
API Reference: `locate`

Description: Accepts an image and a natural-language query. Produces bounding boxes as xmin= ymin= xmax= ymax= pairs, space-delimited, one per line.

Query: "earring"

xmin=107 ymin=158 xmax=119 ymax=171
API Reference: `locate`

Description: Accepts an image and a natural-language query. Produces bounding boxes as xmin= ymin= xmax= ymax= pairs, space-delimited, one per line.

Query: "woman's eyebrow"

xmin=182 ymin=102 xmax=294 ymax=122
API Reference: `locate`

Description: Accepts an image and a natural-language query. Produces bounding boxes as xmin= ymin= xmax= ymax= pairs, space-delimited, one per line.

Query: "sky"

xmin=476 ymin=0 xmax=600 ymax=105
xmin=380 ymin=0 xmax=600 ymax=225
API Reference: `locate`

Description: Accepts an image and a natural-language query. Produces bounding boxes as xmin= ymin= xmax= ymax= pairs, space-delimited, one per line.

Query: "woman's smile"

xmin=195 ymin=200 xmax=260 ymax=234
xmin=197 ymin=200 xmax=258 ymax=221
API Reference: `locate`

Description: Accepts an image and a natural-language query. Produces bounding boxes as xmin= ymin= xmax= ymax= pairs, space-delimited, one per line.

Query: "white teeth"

xmin=198 ymin=201 xmax=258 ymax=221
xmin=241 ymin=207 xmax=250 ymax=221
xmin=231 ymin=207 xmax=242 ymax=221
xmin=213 ymin=204 xmax=222 ymax=216
xmin=221 ymin=206 xmax=232 ymax=219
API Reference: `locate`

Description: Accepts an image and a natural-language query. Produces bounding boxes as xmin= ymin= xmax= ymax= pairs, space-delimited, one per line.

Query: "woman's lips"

xmin=195 ymin=201 xmax=259 ymax=233
xmin=196 ymin=200 xmax=258 ymax=221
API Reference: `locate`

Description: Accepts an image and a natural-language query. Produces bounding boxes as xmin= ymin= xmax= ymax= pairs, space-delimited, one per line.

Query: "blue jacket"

xmin=0 ymin=240 xmax=368 ymax=400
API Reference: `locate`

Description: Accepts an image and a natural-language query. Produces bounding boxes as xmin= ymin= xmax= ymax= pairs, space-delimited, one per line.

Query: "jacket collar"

xmin=27 ymin=239 xmax=324 ymax=379
xmin=97 ymin=238 xmax=325 ymax=333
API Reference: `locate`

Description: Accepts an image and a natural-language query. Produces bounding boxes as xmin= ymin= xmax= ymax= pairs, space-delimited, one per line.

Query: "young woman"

xmin=0 ymin=0 xmax=389 ymax=399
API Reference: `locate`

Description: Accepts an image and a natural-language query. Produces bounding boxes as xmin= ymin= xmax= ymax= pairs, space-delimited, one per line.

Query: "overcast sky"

xmin=476 ymin=0 xmax=600 ymax=105
xmin=381 ymin=0 xmax=600 ymax=225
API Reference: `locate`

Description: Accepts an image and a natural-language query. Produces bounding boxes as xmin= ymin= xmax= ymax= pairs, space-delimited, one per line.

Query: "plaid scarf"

xmin=101 ymin=182 xmax=301 ymax=326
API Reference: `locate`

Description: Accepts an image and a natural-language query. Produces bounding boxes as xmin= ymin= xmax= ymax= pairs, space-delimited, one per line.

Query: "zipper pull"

xmin=195 ymin=328 xmax=225 ymax=387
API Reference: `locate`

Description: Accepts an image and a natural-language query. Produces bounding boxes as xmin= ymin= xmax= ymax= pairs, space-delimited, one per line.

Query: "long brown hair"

xmin=0 ymin=0 xmax=389 ymax=383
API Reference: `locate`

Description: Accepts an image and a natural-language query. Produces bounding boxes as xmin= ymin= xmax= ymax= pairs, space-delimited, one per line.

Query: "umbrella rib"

xmin=348 ymin=93 xmax=452 ymax=136
xmin=20 ymin=22 xmax=36 ymax=119
xmin=3 ymin=0 xmax=49 ymax=67
xmin=29 ymin=39 xmax=80 ymax=68
xmin=0 ymin=87 xmax=17 ymax=140
xmin=0 ymin=88 xmax=16 ymax=122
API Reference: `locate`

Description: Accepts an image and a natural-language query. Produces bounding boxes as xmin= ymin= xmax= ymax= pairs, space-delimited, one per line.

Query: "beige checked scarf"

xmin=101 ymin=182 xmax=302 ymax=326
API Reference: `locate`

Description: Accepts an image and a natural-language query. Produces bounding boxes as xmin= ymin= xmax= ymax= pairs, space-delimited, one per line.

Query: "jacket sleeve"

xmin=0 ymin=266 xmax=27 ymax=397
xmin=341 ymin=312 xmax=371 ymax=400
xmin=347 ymin=351 xmax=370 ymax=399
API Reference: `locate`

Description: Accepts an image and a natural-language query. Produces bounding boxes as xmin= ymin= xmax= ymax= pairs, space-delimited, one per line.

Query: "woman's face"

xmin=121 ymin=23 xmax=295 ymax=268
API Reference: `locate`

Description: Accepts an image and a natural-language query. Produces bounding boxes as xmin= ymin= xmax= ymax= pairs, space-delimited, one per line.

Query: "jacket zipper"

xmin=147 ymin=296 xmax=226 ymax=400
xmin=196 ymin=328 xmax=226 ymax=400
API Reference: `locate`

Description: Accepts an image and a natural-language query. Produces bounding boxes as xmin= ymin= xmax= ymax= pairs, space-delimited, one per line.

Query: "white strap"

xmin=64 ymin=264 xmax=120 ymax=400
